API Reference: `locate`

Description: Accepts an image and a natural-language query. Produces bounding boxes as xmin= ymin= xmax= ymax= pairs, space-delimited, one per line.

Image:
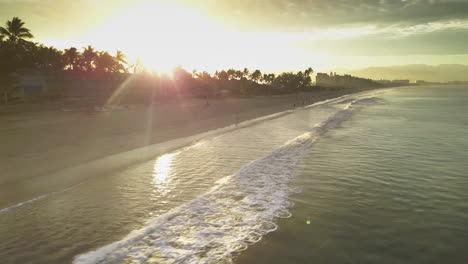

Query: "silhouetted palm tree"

xmin=227 ymin=69 xmax=236 ymax=80
xmin=263 ymin=73 xmax=276 ymax=84
xmin=242 ymin=68 xmax=250 ymax=79
xmin=234 ymin=70 xmax=243 ymax=80
xmin=300 ymin=67 xmax=314 ymax=88
xmin=250 ymin=69 xmax=262 ymax=83
xmin=95 ymin=51 xmax=115 ymax=73
xmin=215 ymin=70 xmax=229 ymax=82
xmin=114 ymin=50 xmax=128 ymax=73
xmin=63 ymin=47 xmax=80 ymax=71
xmin=195 ymin=71 xmax=212 ymax=80
xmin=35 ymin=45 xmax=63 ymax=71
xmin=82 ymin=45 xmax=97 ymax=72
xmin=0 ymin=17 xmax=34 ymax=43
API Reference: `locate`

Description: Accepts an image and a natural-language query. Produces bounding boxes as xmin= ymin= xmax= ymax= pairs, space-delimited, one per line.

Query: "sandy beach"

xmin=0 ymin=89 xmax=363 ymax=208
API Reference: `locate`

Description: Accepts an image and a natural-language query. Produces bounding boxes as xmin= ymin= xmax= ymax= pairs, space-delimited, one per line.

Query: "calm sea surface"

xmin=237 ymin=86 xmax=468 ymax=264
xmin=1 ymin=86 xmax=467 ymax=264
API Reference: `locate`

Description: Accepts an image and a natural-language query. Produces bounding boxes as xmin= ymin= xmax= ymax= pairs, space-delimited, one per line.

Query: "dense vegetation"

xmin=0 ymin=18 xmax=129 ymax=76
xmin=0 ymin=17 xmax=317 ymax=104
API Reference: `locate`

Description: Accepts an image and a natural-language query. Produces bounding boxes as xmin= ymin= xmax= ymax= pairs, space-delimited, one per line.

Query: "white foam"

xmin=0 ymin=184 xmax=81 ymax=215
xmin=0 ymin=93 xmax=353 ymax=215
xmin=73 ymin=96 xmax=381 ymax=264
xmin=350 ymin=97 xmax=386 ymax=105
xmin=0 ymin=194 xmax=49 ymax=215
xmin=0 ymin=108 xmax=291 ymax=215
xmin=74 ymin=135 xmax=313 ymax=264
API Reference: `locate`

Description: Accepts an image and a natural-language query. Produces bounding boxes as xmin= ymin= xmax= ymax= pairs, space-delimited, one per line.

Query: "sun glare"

xmin=83 ymin=1 xmax=228 ymax=73
xmin=152 ymin=153 xmax=176 ymax=195
xmin=78 ymin=0 xmax=326 ymax=73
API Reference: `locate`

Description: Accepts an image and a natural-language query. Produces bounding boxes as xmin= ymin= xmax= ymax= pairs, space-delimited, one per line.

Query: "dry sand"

xmin=0 ymin=89 xmax=363 ymax=208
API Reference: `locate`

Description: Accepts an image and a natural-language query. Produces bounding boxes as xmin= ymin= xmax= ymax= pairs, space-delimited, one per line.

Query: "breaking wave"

xmin=73 ymin=97 xmax=380 ymax=264
xmin=0 ymin=184 xmax=81 ymax=215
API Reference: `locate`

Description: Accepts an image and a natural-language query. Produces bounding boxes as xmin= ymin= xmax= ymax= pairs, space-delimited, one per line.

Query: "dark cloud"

xmin=194 ymin=0 xmax=468 ymax=31
xmin=3 ymin=0 xmax=468 ymax=33
xmin=1 ymin=0 xmax=467 ymax=59
xmin=188 ymin=0 xmax=468 ymax=56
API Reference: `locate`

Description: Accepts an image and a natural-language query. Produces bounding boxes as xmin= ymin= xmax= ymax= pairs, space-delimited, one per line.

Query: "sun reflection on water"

xmin=153 ymin=153 xmax=177 ymax=195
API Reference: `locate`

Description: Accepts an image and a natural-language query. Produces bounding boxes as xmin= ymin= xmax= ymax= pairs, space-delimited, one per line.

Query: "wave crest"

xmin=73 ymin=97 xmax=378 ymax=264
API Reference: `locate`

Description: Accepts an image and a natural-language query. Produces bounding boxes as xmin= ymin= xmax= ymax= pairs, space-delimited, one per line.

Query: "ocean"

xmin=237 ymin=85 xmax=468 ymax=264
xmin=1 ymin=86 xmax=467 ymax=264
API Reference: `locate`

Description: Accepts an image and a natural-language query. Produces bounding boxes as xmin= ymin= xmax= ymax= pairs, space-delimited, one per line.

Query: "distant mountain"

xmin=342 ymin=64 xmax=468 ymax=82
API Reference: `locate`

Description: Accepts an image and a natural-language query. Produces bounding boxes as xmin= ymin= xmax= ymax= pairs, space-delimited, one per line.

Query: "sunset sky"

xmin=2 ymin=0 xmax=468 ymax=73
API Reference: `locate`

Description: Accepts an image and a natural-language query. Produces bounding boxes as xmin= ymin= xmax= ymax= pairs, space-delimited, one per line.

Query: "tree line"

xmin=1 ymin=17 xmax=317 ymax=103
xmin=0 ymin=17 xmax=129 ymax=76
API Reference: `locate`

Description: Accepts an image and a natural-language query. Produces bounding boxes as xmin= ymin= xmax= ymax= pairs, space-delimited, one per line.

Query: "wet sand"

xmin=0 ymin=90 xmax=363 ymax=209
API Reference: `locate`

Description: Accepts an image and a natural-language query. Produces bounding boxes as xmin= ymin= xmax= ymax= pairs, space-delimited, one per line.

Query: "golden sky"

xmin=2 ymin=0 xmax=468 ymax=73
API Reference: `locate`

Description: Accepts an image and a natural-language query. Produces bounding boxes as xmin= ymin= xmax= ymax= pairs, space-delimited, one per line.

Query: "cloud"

xmin=298 ymin=26 xmax=468 ymax=56
xmin=188 ymin=0 xmax=468 ymax=31
xmin=2 ymin=0 xmax=467 ymax=61
xmin=3 ymin=0 xmax=468 ymax=34
xmin=200 ymin=0 xmax=468 ymax=57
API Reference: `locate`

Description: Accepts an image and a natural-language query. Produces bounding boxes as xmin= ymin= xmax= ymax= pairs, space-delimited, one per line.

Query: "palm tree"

xmin=35 ymin=45 xmax=63 ymax=71
xmin=305 ymin=67 xmax=314 ymax=76
xmin=250 ymin=69 xmax=262 ymax=83
xmin=263 ymin=73 xmax=276 ymax=84
xmin=300 ymin=68 xmax=314 ymax=88
xmin=242 ymin=68 xmax=250 ymax=79
xmin=227 ymin=69 xmax=236 ymax=80
xmin=195 ymin=71 xmax=212 ymax=81
xmin=114 ymin=50 xmax=128 ymax=73
xmin=215 ymin=70 xmax=229 ymax=82
xmin=95 ymin=51 xmax=115 ymax=73
xmin=0 ymin=17 xmax=34 ymax=43
xmin=82 ymin=45 xmax=97 ymax=72
xmin=234 ymin=70 xmax=243 ymax=80
xmin=63 ymin=47 xmax=80 ymax=71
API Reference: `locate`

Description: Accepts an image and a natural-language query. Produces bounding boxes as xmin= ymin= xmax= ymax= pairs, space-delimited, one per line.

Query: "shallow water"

xmin=2 ymin=86 xmax=467 ymax=264
xmin=1 ymin=91 xmax=357 ymax=263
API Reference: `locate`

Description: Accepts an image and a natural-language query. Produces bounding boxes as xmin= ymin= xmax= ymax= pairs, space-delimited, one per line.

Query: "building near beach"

xmin=316 ymin=72 xmax=380 ymax=89
xmin=12 ymin=70 xmax=49 ymax=98
xmin=391 ymin=79 xmax=411 ymax=85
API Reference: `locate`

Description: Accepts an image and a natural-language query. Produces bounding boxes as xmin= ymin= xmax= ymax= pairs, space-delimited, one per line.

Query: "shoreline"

xmin=0 ymin=88 xmax=373 ymax=209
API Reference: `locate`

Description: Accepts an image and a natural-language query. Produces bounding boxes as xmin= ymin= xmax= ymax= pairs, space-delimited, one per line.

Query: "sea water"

xmin=1 ymin=86 xmax=467 ymax=264
xmin=236 ymin=86 xmax=468 ymax=264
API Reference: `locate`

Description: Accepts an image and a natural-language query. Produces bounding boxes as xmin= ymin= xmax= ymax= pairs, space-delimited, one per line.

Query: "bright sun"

xmin=81 ymin=0 xmax=327 ymax=74
xmin=85 ymin=1 xmax=226 ymax=73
